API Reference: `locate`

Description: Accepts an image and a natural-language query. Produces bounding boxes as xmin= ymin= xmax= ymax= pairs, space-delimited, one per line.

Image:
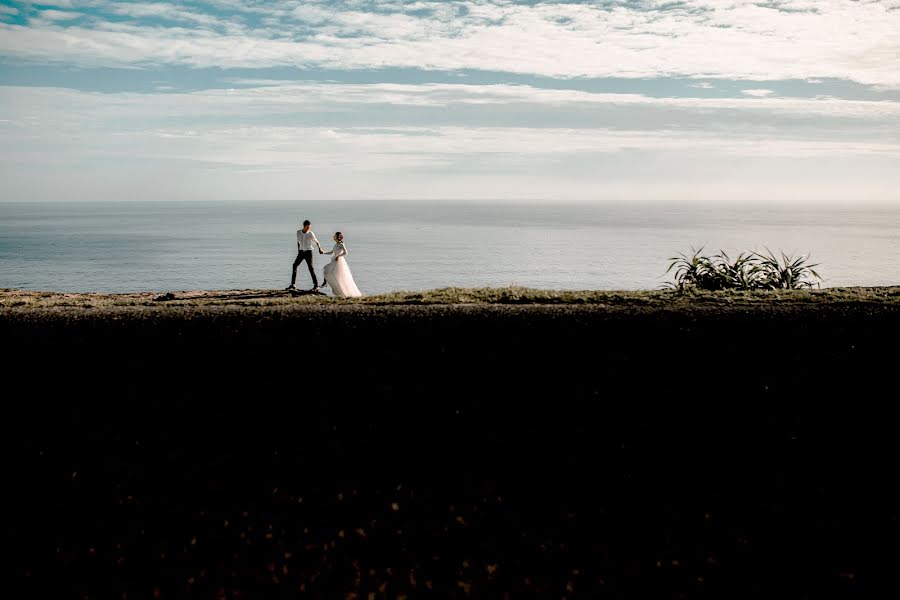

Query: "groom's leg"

xmin=304 ymin=251 xmax=318 ymax=287
xmin=290 ymin=252 xmax=303 ymax=285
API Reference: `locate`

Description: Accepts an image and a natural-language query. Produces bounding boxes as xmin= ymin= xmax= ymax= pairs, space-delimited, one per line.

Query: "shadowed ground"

xmin=4 ymin=287 xmax=899 ymax=599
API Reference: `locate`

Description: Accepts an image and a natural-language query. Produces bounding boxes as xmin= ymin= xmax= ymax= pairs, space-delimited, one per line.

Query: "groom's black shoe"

xmin=285 ymin=284 xmax=296 ymax=291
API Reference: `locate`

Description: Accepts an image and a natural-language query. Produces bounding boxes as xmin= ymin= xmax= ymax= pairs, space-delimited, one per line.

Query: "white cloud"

xmin=30 ymin=10 xmax=85 ymax=25
xmin=3 ymin=78 xmax=899 ymax=203
xmin=130 ymin=125 xmax=900 ymax=162
xmin=2 ymin=83 xmax=898 ymax=167
xmin=29 ymin=0 xmax=76 ymax=7
xmin=689 ymin=82 xmax=715 ymax=89
xmin=742 ymin=89 xmax=775 ymax=97
xmin=1 ymin=1 xmax=899 ymax=87
xmin=0 ymin=6 xmax=19 ymax=17
xmin=191 ymin=82 xmax=900 ymax=119
xmin=5 ymin=82 xmax=900 ymax=125
xmin=105 ymin=3 xmax=227 ymax=29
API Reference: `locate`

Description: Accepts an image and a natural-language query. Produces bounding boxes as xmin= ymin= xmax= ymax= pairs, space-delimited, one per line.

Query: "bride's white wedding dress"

xmin=322 ymin=242 xmax=362 ymax=297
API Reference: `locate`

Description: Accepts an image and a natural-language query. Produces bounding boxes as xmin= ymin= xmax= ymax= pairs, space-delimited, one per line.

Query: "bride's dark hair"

xmin=334 ymin=231 xmax=343 ymax=242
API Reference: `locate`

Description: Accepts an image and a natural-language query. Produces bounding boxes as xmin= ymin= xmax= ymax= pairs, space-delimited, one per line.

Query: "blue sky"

xmin=1 ymin=0 xmax=899 ymax=202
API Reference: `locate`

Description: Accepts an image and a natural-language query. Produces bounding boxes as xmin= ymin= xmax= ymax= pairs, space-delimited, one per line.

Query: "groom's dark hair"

xmin=303 ymin=220 xmax=311 ymax=226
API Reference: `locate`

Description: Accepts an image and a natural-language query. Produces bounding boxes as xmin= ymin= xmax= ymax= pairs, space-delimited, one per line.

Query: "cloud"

xmin=5 ymin=121 xmax=898 ymax=203
xmin=105 ymin=3 xmax=228 ymax=29
xmin=689 ymin=82 xmax=714 ymax=89
xmin=197 ymin=82 xmax=900 ymax=120
xmin=32 ymin=9 xmax=84 ymax=23
xmin=6 ymin=82 xmax=900 ymax=137
xmin=2 ymin=83 xmax=898 ymax=160
xmin=1 ymin=1 xmax=899 ymax=87
xmin=0 ymin=5 xmax=19 ymax=17
xmin=27 ymin=0 xmax=76 ymax=7
xmin=742 ymin=89 xmax=775 ymax=97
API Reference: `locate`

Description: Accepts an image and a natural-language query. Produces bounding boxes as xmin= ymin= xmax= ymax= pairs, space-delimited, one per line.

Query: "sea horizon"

xmin=2 ymin=200 xmax=898 ymax=294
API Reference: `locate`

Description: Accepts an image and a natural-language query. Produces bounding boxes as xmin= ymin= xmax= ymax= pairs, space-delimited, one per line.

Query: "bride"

xmin=320 ymin=231 xmax=362 ymax=297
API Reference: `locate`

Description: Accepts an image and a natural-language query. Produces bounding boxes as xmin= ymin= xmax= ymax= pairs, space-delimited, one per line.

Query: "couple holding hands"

xmin=286 ymin=219 xmax=362 ymax=297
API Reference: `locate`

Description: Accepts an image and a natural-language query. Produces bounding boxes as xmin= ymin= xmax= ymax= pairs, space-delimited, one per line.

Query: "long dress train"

xmin=322 ymin=242 xmax=362 ymax=297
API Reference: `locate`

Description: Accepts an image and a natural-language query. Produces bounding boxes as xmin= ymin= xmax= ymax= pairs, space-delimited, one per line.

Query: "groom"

xmin=286 ymin=219 xmax=324 ymax=291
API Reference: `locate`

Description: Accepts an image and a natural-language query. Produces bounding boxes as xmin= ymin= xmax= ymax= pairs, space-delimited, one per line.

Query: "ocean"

xmin=1 ymin=201 xmax=898 ymax=294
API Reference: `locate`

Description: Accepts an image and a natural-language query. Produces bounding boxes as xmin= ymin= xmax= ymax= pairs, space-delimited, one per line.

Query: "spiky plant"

xmin=707 ymin=251 xmax=763 ymax=290
xmin=666 ymin=247 xmax=713 ymax=291
xmin=754 ymin=248 xmax=822 ymax=290
xmin=666 ymin=247 xmax=822 ymax=291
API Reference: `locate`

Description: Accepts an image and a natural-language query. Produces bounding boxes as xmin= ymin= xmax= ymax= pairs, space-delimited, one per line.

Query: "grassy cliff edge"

xmin=3 ymin=285 xmax=899 ymax=311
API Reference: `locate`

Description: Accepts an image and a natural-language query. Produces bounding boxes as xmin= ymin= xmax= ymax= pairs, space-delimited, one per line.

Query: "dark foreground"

xmin=5 ymin=290 xmax=900 ymax=599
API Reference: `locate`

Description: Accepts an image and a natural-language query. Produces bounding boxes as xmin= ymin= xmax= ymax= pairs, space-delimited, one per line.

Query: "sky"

xmin=1 ymin=0 xmax=899 ymax=203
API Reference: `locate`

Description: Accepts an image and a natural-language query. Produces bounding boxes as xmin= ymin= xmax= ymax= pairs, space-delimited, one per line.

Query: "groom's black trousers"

xmin=291 ymin=249 xmax=318 ymax=287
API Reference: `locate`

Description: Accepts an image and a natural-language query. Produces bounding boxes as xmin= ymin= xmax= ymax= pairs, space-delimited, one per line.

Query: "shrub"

xmin=755 ymin=248 xmax=822 ymax=290
xmin=667 ymin=247 xmax=821 ymax=292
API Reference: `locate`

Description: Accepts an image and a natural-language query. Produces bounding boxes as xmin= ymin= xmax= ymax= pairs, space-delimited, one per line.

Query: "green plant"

xmin=666 ymin=247 xmax=822 ymax=291
xmin=754 ymin=248 xmax=822 ymax=290
xmin=705 ymin=251 xmax=763 ymax=291
xmin=666 ymin=247 xmax=713 ymax=292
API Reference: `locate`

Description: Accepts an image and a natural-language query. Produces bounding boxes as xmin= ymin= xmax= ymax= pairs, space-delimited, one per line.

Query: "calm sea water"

xmin=1 ymin=201 xmax=898 ymax=294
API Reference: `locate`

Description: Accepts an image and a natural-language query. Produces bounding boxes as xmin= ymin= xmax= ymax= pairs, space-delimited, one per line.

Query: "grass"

xmin=2 ymin=285 xmax=899 ymax=311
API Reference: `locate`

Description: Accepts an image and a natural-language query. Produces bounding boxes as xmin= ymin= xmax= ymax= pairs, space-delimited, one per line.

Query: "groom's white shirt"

xmin=297 ymin=229 xmax=320 ymax=251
